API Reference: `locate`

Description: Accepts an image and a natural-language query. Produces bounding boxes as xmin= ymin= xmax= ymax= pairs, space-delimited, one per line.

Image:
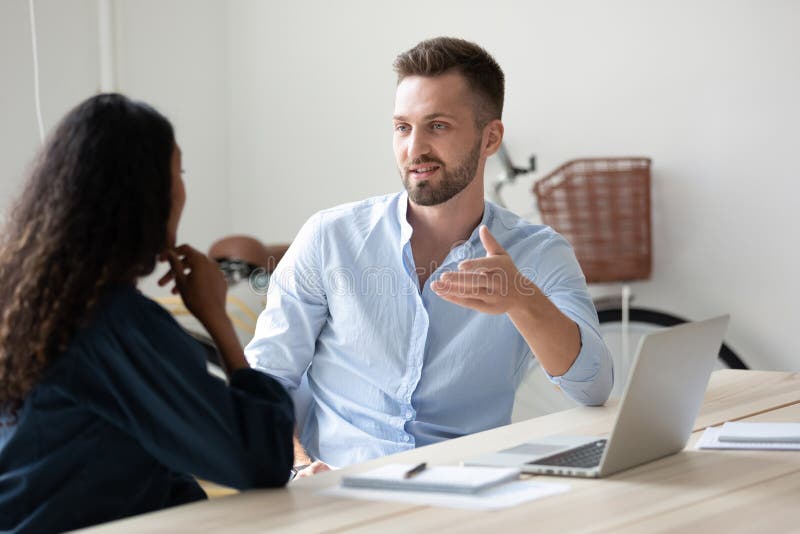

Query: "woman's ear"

xmin=482 ymin=119 xmax=504 ymax=157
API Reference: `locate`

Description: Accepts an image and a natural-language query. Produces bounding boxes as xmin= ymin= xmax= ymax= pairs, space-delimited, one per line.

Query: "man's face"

xmin=393 ymin=72 xmax=484 ymax=206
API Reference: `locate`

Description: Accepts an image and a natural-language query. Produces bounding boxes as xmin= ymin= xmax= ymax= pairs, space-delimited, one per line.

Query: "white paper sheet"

xmin=318 ymin=479 xmax=570 ymax=511
xmin=696 ymin=426 xmax=800 ymax=451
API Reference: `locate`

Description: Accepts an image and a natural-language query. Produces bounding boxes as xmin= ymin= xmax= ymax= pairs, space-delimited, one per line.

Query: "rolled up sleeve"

xmin=541 ymin=321 xmax=614 ymax=405
xmin=527 ymin=233 xmax=614 ymax=406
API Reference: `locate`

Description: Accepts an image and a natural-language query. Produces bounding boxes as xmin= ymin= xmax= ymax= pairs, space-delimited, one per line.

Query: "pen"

xmin=404 ymin=462 xmax=427 ymax=479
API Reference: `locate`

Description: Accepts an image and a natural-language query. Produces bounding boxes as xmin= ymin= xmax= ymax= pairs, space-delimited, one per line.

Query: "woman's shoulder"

xmin=57 ymin=284 xmax=206 ymax=380
xmin=68 ymin=284 xmax=191 ymax=359
xmin=34 ymin=286 xmax=172 ymax=397
xmin=94 ymin=284 xmax=178 ymax=328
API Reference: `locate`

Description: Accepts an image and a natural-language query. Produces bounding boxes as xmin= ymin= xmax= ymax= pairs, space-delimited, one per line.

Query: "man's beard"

xmin=400 ymin=138 xmax=482 ymax=206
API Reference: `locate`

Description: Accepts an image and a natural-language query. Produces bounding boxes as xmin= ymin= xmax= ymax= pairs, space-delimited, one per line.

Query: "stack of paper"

xmin=697 ymin=422 xmax=800 ymax=450
xmin=326 ymin=463 xmax=570 ymax=511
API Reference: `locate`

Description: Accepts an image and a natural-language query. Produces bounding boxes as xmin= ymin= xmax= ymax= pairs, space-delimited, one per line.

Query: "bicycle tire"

xmin=597 ymin=307 xmax=748 ymax=369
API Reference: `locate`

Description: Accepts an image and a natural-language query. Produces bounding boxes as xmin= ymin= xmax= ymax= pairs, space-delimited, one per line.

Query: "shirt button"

xmin=405 ymin=410 xmax=413 ymax=419
xmin=403 ymin=435 xmax=410 ymax=443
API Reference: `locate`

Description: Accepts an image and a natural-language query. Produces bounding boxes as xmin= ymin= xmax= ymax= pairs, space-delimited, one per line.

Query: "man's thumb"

xmin=479 ymin=225 xmax=506 ymax=256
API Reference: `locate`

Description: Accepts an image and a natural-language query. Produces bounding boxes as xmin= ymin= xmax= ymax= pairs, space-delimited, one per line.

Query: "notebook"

xmin=718 ymin=422 xmax=800 ymax=443
xmin=340 ymin=464 xmax=520 ymax=494
xmin=696 ymin=422 xmax=800 ymax=450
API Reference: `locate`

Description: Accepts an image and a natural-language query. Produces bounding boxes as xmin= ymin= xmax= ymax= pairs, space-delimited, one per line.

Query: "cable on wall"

xmin=28 ymin=0 xmax=45 ymax=143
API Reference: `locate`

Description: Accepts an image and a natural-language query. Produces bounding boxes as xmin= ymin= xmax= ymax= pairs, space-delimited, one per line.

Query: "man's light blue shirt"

xmin=246 ymin=192 xmax=613 ymax=467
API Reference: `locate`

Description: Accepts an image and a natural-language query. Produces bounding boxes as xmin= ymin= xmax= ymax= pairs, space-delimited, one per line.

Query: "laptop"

xmin=465 ymin=315 xmax=730 ymax=478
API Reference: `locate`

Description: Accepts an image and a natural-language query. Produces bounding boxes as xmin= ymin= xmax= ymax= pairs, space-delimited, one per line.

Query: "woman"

xmin=0 ymin=94 xmax=294 ymax=533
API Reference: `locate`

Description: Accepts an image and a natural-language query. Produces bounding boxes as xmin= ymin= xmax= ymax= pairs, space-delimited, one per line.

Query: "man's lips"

xmin=407 ymin=164 xmax=441 ymax=180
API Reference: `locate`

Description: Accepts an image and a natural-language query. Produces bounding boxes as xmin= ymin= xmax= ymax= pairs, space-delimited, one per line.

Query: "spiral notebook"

xmin=697 ymin=423 xmax=800 ymax=450
xmin=341 ymin=464 xmax=520 ymax=495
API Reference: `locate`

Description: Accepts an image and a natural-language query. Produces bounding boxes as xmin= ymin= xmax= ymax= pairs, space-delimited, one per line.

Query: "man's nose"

xmin=407 ymin=130 xmax=431 ymax=161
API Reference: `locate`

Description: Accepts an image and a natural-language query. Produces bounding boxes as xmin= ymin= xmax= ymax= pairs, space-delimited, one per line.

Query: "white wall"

xmin=2 ymin=0 xmax=799 ymax=371
xmin=113 ymin=0 xmax=231 ymax=294
xmin=227 ymin=0 xmax=800 ymax=371
xmin=227 ymin=0 xmax=400 ymax=243
xmin=0 ymin=0 xmax=98 ymax=216
xmin=0 ymin=0 xmax=231 ymax=296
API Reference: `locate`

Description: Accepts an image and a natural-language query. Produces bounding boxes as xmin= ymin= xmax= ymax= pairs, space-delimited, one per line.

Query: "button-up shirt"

xmin=246 ymin=192 xmax=613 ymax=467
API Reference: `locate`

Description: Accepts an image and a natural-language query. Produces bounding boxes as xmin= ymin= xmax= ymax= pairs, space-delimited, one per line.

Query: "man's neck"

xmin=407 ymin=189 xmax=484 ymax=247
xmin=406 ymin=177 xmax=485 ymax=286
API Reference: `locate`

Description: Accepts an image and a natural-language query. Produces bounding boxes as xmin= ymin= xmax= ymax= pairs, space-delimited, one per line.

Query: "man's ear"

xmin=482 ymin=119 xmax=504 ymax=157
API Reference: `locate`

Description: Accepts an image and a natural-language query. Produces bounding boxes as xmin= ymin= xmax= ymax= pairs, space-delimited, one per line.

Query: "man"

xmin=246 ymin=37 xmax=613 ymax=476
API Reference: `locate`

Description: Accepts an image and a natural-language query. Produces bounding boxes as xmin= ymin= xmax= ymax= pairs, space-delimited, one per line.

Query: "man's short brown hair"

xmin=393 ymin=37 xmax=505 ymax=127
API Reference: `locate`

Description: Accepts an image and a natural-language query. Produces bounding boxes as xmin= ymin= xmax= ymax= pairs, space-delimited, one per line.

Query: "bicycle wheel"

xmin=597 ymin=307 xmax=747 ymax=399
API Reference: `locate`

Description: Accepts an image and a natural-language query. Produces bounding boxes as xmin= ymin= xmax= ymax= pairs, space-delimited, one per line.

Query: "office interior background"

xmin=1 ymin=0 xmax=797 ymax=375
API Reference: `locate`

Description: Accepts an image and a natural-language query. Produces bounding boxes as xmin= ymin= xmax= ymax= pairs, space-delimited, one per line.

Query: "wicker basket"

xmin=532 ymin=158 xmax=652 ymax=283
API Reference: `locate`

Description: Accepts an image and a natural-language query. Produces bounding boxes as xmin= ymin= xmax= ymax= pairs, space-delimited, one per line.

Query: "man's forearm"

xmin=293 ymin=433 xmax=312 ymax=466
xmin=507 ymin=278 xmax=581 ymax=377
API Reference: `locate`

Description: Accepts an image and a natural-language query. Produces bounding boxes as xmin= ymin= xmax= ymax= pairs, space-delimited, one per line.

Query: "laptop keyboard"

xmin=528 ymin=439 xmax=607 ymax=468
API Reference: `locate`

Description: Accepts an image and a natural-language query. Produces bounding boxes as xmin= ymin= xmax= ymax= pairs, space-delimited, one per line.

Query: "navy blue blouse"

xmin=0 ymin=285 xmax=294 ymax=533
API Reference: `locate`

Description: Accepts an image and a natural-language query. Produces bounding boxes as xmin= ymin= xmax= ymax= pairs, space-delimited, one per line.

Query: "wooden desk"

xmin=82 ymin=370 xmax=800 ymax=533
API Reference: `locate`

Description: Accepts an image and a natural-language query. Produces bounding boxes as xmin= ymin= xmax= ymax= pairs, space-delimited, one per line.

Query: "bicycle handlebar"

xmin=491 ymin=143 xmax=536 ymax=208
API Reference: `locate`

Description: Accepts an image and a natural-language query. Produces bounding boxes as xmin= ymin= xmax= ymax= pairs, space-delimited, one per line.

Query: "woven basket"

xmin=532 ymin=158 xmax=652 ymax=283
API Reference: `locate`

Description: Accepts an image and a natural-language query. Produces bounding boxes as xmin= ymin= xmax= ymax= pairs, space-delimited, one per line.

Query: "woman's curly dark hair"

xmin=0 ymin=93 xmax=175 ymax=406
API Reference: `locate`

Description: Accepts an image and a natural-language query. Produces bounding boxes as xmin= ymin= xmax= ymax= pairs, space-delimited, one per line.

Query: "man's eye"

xmin=394 ymin=124 xmax=409 ymax=133
xmin=432 ymin=123 xmax=446 ymax=130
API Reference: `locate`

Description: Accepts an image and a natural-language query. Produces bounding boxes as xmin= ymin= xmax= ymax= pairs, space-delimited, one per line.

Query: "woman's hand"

xmin=158 ymin=244 xmax=249 ymax=374
xmin=158 ymin=244 xmax=227 ymax=329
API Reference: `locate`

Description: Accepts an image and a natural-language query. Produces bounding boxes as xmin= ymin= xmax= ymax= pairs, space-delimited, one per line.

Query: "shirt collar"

xmin=395 ymin=191 xmax=495 ymax=252
xmin=397 ymin=190 xmax=413 ymax=249
xmin=468 ymin=200 xmax=493 ymax=245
